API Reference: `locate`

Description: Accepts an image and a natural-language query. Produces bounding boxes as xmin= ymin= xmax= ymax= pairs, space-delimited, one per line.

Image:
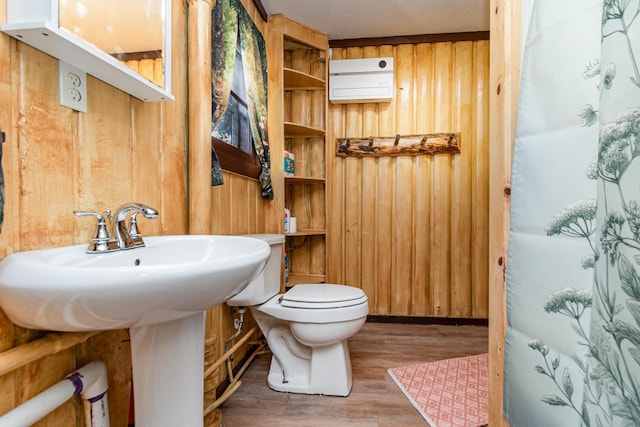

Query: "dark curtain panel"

xmin=211 ymin=0 xmax=272 ymax=199
xmin=210 ymin=0 xmax=238 ymax=186
xmin=238 ymin=6 xmax=272 ymax=199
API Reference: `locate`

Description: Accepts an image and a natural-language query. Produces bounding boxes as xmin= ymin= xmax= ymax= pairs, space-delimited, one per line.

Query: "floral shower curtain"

xmin=211 ymin=0 xmax=273 ymax=199
xmin=505 ymin=0 xmax=640 ymax=425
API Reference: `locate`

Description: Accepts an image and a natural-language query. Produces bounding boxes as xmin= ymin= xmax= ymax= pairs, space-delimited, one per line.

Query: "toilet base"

xmin=266 ymin=340 xmax=353 ymax=397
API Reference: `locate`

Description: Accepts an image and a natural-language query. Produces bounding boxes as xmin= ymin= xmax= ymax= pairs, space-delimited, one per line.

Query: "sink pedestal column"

xmin=130 ymin=312 xmax=206 ymax=427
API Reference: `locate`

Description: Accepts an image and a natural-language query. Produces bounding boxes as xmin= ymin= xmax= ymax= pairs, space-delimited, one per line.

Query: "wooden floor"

xmin=218 ymin=321 xmax=489 ymax=426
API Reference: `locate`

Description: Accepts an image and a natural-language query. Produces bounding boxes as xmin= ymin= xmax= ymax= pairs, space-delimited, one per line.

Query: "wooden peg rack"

xmin=336 ymin=132 xmax=460 ymax=157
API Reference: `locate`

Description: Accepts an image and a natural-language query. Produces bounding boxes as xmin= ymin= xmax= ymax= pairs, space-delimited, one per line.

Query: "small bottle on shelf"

xmin=284 ymin=208 xmax=290 ymax=233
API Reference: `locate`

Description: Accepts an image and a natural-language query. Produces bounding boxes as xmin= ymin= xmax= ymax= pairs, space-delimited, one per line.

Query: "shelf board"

xmin=0 ymin=22 xmax=173 ymax=102
xmin=284 ymin=36 xmax=325 ymax=52
xmin=284 ymin=122 xmax=325 ymax=137
xmin=285 ymin=176 xmax=326 ymax=185
xmin=284 ymin=68 xmax=325 ymax=90
xmin=285 ymin=273 xmax=327 ymax=286
xmin=285 ymin=229 xmax=326 ymax=237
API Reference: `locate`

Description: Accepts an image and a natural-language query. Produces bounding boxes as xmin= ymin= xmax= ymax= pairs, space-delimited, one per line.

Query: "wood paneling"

xmin=327 ymin=40 xmax=490 ymax=319
xmin=488 ymin=0 xmax=521 ymax=425
xmin=189 ymin=0 xmax=214 ymax=236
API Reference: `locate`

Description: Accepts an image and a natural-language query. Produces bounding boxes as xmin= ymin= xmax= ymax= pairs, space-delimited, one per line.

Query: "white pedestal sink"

xmin=0 ymin=235 xmax=270 ymax=427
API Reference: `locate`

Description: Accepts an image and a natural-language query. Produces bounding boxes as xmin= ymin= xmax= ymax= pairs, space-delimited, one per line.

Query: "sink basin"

xmin=0 ymin=235 xmax=270 ymax=331
xmin=0 ymin=233 xmax=271 ymax=426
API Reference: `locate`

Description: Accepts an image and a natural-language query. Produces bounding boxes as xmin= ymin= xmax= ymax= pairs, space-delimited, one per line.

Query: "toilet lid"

xmin=280 ymin=284 xmax=367 ymax=309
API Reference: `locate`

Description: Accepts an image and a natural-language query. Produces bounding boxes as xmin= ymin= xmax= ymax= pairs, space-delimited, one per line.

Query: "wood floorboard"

xmin=218 ymin=322 xmax=489 ymax=426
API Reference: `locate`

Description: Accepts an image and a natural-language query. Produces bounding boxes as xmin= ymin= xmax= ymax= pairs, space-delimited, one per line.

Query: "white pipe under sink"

xmin=0 ymin=361 xmax=110 ymax=427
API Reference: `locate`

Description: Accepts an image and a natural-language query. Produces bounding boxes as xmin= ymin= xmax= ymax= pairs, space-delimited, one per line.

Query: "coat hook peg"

xmin=368 ymin=137 xmax=374 ymax=147
xmin=420 ymin=135 xmax=428 ymax=146
xmin=394 ymin=134 xmax=400 ymax=146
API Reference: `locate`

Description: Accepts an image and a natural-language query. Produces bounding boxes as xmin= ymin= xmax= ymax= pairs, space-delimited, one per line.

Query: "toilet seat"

xmin=280 ymin=284 xmax=367 ymax=309
xmin=256 ymin=284 xmax=368 ymax=324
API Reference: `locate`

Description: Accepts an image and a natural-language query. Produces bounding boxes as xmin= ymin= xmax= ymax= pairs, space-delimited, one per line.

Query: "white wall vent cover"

xmin=329 ymin=57 xmax=394 ymax=104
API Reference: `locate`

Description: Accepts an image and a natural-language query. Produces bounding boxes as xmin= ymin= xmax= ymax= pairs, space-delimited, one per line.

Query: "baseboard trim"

xmin=366 ymin=315 xmax=488 ymax=327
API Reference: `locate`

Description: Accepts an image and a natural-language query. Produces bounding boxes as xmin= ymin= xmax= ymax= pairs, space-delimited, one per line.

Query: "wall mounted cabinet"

xmin=269 ymin=15 xmax=328 ymax=287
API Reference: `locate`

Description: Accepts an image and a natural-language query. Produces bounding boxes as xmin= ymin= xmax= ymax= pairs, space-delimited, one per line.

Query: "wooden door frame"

xmin=488 ymin=0 xmax=521 ymax=425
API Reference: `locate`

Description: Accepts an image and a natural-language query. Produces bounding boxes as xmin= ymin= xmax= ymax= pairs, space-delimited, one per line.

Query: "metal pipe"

xmin=203 ymin=342 xmax=266 ymax=415
xmin=225 ymin=309 xmax=245 ymax=381
xmin=204 ymin=326 xmax=257 ymax=378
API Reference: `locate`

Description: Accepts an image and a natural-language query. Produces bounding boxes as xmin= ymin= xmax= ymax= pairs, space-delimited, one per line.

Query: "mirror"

xmin=1 ymin=0 xmax=173 ymax=101
xmin=59 ymin=0 xmax=166 ymax=89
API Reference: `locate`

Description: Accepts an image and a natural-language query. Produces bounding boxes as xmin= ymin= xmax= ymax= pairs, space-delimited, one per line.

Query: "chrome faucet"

xmin=111 ymin=203 xmax=159 ymax=250
xmin=74 ymin=203 xmax=158 ymax=253
xmin=73 ymin=210 xmax=112 ymax=252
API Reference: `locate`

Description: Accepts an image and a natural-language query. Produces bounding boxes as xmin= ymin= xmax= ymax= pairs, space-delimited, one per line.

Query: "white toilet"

xmin=227 ymin=234 xmax=368 ymax=397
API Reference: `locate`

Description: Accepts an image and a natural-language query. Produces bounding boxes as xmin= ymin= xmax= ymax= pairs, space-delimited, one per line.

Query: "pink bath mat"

xmin=387 ymin=353 xmax=489 ymax=427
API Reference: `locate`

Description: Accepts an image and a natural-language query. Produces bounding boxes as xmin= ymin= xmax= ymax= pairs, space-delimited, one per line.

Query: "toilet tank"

xmin=227 ymin=234 xmax=285 ymax=306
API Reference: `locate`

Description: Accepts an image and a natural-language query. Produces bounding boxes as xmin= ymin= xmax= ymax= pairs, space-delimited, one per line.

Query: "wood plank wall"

xmin=0 ymin=0 xmax=188 ymax=424
xmin=205 ymin=168 xmax=280 ymax=404
xmin=327 ymin=40 xmax=490 ymax=318
xmin=488 ymin=0 xmax=521 ymax=424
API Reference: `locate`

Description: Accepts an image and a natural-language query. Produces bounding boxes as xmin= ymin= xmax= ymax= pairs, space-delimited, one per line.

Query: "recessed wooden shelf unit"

xmin=272 ymin=15 xmax=329 ymax=286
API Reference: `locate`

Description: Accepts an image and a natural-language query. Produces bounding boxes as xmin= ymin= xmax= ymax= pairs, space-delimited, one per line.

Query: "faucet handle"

xmin=129 ymin=212 xmax=141 ymax=238
xmin=74 ymin=210 xmax=111 ymax=252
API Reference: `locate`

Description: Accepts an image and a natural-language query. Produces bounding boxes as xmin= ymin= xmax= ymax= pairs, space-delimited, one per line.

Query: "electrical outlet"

xmin=59 ymin=61 xmax=87 ymax=112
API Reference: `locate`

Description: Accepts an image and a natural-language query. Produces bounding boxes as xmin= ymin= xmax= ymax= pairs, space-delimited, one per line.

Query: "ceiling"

xmin=260 ymin=0 xmax=490 ymax=41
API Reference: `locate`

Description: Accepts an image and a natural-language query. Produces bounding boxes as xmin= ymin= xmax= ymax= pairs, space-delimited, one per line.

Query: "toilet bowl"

xmin=227 ymin=234 xmax=368 ymax=397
